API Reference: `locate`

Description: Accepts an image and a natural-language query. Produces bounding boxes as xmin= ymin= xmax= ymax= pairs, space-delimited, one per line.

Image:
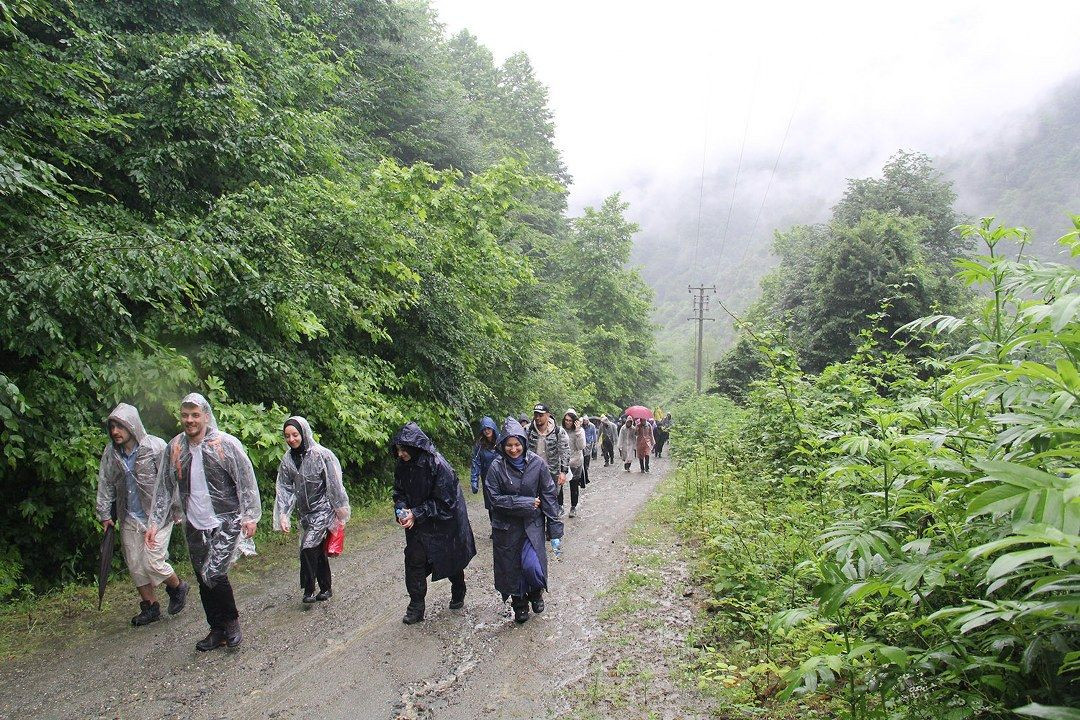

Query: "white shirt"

xmin=186 ymin=443 xmax=220 ymax=530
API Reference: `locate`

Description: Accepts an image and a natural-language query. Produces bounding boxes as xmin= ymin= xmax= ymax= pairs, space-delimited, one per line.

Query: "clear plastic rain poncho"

xmin=150 ymin=393 xmax=261 ymax=587
xmin=95 ymin=403 xmax=171 ymax=531
xmin=273 ymin=416 xmax=350 ymax=549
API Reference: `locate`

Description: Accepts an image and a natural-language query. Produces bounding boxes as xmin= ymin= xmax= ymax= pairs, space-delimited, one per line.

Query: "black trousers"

xmin=404 ymin=541 xmax=465 ymax=606
xmin=601 ymin=437 xmax=614 ymax=464
xmin=581 ymin=454 xmax=591 ymax=485
xmin=558 ymin=474 xmax=582 ymax=507
xmin=638 ymin=454 xmax=651 ymax=472
xmin=300 ymin=545 xmax=331 ymax=593
xmin=197 ymin=576 xmax=238 ymax=629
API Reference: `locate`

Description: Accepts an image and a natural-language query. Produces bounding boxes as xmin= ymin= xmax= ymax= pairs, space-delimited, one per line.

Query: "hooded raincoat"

xmin=617 ymin=421 xmax=636 ymax=461
xmin=273 ymin=416 xmax=350 ymax=550
xmin=636 ymin=420 xmax=655 ymax=456
xmin=470 ymin=416 xmax=500 ymax=509
xmin=96 ymin=403 xmax=172 ymax=531
xmin=392 ymin=422 xmax=476 ymax=581
xmin=484 ymin=418 xmax=563 ymax=598
xmin=150 ymin=393 xmax=261 ymax=587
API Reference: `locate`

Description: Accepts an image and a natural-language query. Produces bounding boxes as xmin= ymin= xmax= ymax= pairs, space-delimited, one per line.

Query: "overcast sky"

xmin=431 ymin=0 xmax=1080 ymax=216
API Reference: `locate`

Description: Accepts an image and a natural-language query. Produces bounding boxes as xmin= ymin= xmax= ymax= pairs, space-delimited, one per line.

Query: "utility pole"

xmin=687 ymin=284 xmax=716 ymax=393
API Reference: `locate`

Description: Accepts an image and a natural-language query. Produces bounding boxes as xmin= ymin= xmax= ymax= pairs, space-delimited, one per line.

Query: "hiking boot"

xmin=530 ymin=594 xmax=545 ymax=614
xmin=402 ymin=602 xmax=425 ymax=625
xmin=513 ymin=604 xmax=530 ymax=624
xmin=195 ymin=628 xmax=226 ymax=652
xmin=165 ymin=580 xmax=189 ymax=615
xmin=302 ymin=590 xmax=318 ymax=603
xmin=223 ymin=619 xmax=242 ymax=649
xmin=568 ymin=506 xmax=577 ymax=518
xmin=316 ymin=589 xmax=333 ymax=601
xmin=449 ymin=589 xmax=466 ymax=610
xmin=131 ymin=600 xmax=161 ymax=627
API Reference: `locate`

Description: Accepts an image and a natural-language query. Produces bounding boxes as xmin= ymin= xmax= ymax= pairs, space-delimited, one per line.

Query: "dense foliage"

xmin=0 ymin=0 xmax=660 ymax=594
xmin=712 ymin=152 xmax=972 ymax=392
xmin=673 ymin=219 xmax=1079 ymax=718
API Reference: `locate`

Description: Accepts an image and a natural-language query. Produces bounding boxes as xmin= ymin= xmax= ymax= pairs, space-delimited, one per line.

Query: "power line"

xmin=689 ymin=99 xmax=710 ymax=274
xmin=711 ymin=63 xmax=760 ymax=277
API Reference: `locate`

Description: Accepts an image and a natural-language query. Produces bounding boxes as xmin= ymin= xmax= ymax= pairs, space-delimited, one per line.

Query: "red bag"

xmin=325 ymin=524 xmax=345 ymax=557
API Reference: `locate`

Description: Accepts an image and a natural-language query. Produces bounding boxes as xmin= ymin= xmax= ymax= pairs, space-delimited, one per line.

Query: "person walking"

xmin=146 ymin=393 xmax=260 ymax=651
xmin=599 ymin=414 xmax=617 ymax=467
xmin=96 ymin=403 xmax=188 ymax=627
xmin=581 ymin=415 xmax=597 ymax=480
xmin=273 ymin=417 xmax=351 ymax=604
xmin=392 ymin=422 xmax=476 ymax=624
xmin=562 ymin=410 xmax=586 ymax=517
xmin=470 ymin=416 xmax=500 ymax=505
xmin=635 ymin=418 xmax=655 ymax=473
xmin=526 ymin=403 xmax=570 ymax=505
xmin=654 ymin=413 xmax=672 ymax=458
xmin=484 ymin=418 xmax=563 ymax=624
xmin=617 ymin=417 xmax=636 ymax=472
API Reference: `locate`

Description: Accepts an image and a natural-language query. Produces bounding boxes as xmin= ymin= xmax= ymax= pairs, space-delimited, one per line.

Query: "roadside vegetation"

xmin=670 ymin=219 xmax=1080 ymax=718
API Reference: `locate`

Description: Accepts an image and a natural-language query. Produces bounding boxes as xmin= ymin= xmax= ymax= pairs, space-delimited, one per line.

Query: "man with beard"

xmin=146 ymin=393 xmax=260 ymax=651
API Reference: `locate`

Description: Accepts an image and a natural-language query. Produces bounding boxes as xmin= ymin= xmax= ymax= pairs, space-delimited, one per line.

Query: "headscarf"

xmin=283 ymin=417 xmax=309 ymax=468
xmin=499 ymin=417 xmax=528 ymax=472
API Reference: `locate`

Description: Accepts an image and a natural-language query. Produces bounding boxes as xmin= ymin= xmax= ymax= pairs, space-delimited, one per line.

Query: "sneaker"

xmin=195 ymin=628 xmax=226 ymax=652
xmin=449 ymin=596 xmax=465 ymax=610
xmin=166 ymin=580 xmax=189 ymax=615
xmin=131 ymin=600 xmax=161 ymax=627
xmin=223 ymin=619 xmax=242 ymax=649
xmin=316 ymin=589 xmax=333 ymax=601
xmin=568 ymin=506 xmax=577 ymax=518
xmin=303 ymin=591 xmax=318 ymax=604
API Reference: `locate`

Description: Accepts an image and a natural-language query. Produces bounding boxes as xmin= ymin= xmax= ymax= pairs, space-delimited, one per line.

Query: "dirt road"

xmin=0 ymin=455 xmax=671 ymax=720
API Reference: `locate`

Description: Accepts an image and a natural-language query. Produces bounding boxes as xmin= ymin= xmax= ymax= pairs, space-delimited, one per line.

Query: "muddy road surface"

xmin=0 ymin=455 xmax=671 ymax=720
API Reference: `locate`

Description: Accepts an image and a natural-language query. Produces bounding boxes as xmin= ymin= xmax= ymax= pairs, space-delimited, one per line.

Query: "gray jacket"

xmin=526 ymin=420 xmax=570 ymax=477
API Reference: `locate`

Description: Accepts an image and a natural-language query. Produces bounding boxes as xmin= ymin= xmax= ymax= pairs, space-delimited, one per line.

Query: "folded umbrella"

xmin=97 ymin=523 xmax=116 ymax=610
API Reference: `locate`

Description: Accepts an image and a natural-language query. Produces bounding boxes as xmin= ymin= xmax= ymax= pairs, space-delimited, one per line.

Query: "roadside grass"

xmin=0 ymin=485 xmax=395 ymax=662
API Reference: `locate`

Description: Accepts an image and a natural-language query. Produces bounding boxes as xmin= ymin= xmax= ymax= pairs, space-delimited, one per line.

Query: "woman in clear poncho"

xmin=273 ymin=417 xmax=350 ymax=603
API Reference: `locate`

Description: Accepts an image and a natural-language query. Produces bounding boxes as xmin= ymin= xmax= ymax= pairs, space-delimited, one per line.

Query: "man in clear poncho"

xmin=96 ymin=403 xmax=189 ymax=626
xmin=273 ymin=416 xmax=350 ymax=603
xmin=146 ymin=393 xmax=261 ymax=651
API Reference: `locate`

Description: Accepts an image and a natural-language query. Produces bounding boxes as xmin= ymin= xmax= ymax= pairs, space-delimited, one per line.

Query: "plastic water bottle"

xmin=395 ymin=508 xmax=408 ymax=523
xmin=551 ymin=537 xmax=561 ymax=560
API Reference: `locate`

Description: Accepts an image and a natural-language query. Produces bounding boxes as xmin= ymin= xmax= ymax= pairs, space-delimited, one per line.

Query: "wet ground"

xmin=0 ymin=455 xmax=675 ymax=720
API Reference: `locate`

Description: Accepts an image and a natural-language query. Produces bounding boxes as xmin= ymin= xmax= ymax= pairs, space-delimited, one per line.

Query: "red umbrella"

xmin=624 ymin=405 xmax=654 ymax=420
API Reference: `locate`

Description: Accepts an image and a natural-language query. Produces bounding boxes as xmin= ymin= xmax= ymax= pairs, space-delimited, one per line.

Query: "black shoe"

xmin=449 ymin=587 xmax=465 ymax=609
xmin=195 ymin=628 xmax=226 ymax=652
xmin=568 ymin=506 xmax=577 ymax=518
xmin=530 ymin=595 xmax=545 ymax=614
xmin=166 ymin=580 xmax=189 ymax=615
xmin=402 ymin=603 xmax=425 ymax=625
xmin=223 ymin=619 xmax=242 ymax=648
xmin=131 ymin=600 xmax=161 ymax=626
xmin=316 ymin=589 xmax=333 ymax=601
xmin=513 ymin=605 xmax=530 ymax=624
xmin=303 ymin=591 xmax=318 ymax=604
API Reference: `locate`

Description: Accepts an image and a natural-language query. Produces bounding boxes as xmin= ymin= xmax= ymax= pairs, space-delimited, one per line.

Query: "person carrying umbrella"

xmin=484 ymin=418 xmax=563 ymax=624
xmin=146 ymin=393 xmax=261 ymax=651
xmin=95 ymin=403 xmax=189 ymax=625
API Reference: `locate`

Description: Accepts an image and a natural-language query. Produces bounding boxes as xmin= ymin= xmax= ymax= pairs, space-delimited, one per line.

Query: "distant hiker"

xmin=526 ymin=403 xmax=570 ymax=503
xmin=484 ymin=418 xmax=563 ymax=624
xmin=96 ymin=403 xmax=189 ymax=627
xmin=617 ymin=417 xmax=636 ymax=471
xmin=146 ymin=393 xmax=261 ymax=651
xmin=654 ymin=413 xmax=672 ymax=458
xmin=583 ymin=415 xmax=598 ymax=462
xmin=470 ymin=416 xmax=500 ymax=504
xmin=392 ymin=422 xmax=476 ymax=624
xmin=599 ymin=414 xmax=617 ymax=466
xmin=562 ymin=409 xmax=586 ymax=517
xmin=273 ymin=417 xmax=350 ymax=604
xmin=635 ymin=418 xmax=655 ymax=473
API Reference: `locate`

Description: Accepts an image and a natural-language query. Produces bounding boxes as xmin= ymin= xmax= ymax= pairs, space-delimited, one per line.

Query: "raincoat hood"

xmin=391 ymin=421 xmax=436 ymax=457
xmin=499 ymin=417 xmax=528 ymax=451
xmin=180 ymin=392 xmax=218 ymax=430
xmin=107 ymin=403 xmax=148 ymax=444
xmin=479 ymin=416 xmax=498 ymax=436
xmin=284 ymin=415 xmax=314 ymax=452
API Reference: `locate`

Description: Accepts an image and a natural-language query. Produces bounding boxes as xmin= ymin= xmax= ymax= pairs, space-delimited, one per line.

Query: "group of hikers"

xmin=96 ymin=393 xmax=673 ymax=652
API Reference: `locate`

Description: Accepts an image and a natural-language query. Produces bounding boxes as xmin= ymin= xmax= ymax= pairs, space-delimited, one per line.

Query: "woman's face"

xmin=483 ymin=427 xmax=495 ymax=441
xmin=504 ymin=436 xmax=523 ymax=459
xmin=284 ymin=425 xmax=303 ymax=449
xmin=396 ymin=446 xmax=413 ymax=462
xmin=563 ymin=415 xmax=574 ymax=428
